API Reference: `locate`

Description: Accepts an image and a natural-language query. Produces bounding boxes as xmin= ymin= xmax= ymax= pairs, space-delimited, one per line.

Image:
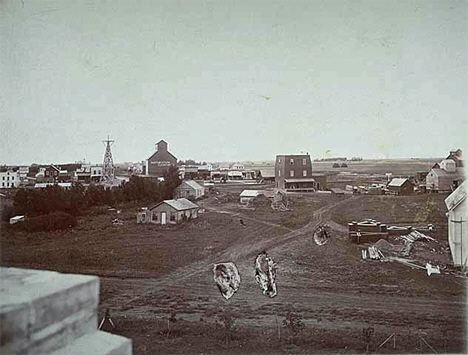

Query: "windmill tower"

xmin=101 ymin=135 xmax=115 ymax=182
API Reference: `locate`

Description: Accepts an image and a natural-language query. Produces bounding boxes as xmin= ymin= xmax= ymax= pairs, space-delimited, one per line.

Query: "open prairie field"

xmin=312 ymin=158 xmax=441 ymax=175
xmin=1 ymin=190 xmax=466 ymax=354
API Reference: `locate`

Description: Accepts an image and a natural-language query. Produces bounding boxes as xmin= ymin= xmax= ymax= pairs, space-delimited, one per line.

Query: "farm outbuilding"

xmin=387 ymin=178 xmax=414 ymax=195
xmin=140 ymin=198 xmax=199 ymax=225
xmin=445 ymin=180 xmax=467 ymax=267
xmin=240 ymin=190 xmax=261 ymax=203
xmin=259 ymin=169 xmax=275 ymax=183
xmin=175 ymin=180 xmax=205 ymax=199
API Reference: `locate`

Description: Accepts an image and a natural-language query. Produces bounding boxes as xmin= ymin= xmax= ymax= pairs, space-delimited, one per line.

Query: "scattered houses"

xmin=143 ymin=198 xmax=199 ymax=225
xmin=387 ymin=178 xmax=414 ymax=196
xmin=175 ymin=180 xmax=205 ymax=199
xmin=445 ymin=180 xmax=467 ymax=268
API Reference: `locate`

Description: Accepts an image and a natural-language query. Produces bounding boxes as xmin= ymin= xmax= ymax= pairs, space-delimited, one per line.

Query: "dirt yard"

xmin=1 ymin=191 xmax=466 ymax=354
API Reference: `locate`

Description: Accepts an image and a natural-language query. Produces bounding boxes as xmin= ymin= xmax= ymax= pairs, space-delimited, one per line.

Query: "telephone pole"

xmin=101 ymin=135 xmax=115 ymax=182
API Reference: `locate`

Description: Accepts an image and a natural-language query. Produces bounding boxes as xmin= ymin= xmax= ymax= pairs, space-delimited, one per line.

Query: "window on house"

xmin=170 ymin=214 xmax=176 ymax=221
xmin=303 ymin=170 xmax=307 ymax=177
xmin=290 ymin=171 xmax=294 ymax=177
xmin=290 ymin=159 xmax=294 ymax=165
xmin=2 ymin=177 xmax=4 ymax=180
xmin=7 ymin=177 xmax=9 ymax=181
xmin=303 ymin=158 xmax=306 ymax=165
xmin=278 ymin=158 xmax=281 ymax=164
xmin=278 ymin=170 xmax=281 ymax=177
xmin=2 ymin=183 xmax=4 ymax=187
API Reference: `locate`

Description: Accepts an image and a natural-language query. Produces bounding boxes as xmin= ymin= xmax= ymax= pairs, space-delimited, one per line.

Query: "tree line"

xmin=10 ymin=167 xmax=180 ymax=217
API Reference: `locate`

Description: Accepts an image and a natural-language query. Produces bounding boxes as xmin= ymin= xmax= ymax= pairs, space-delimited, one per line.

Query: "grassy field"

xmin=1 ymin=185 xmax=465 ymax=354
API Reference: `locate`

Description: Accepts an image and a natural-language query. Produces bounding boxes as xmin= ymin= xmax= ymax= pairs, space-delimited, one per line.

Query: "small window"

xmin=2 ymin=177 xmax=4 ymax=180
xmin=278 ymin=170 xmax=281 ymax=177
xmin=303 ymin=170 xmax=307 ymax=177
xmin=290 ymin=159 xmax=294 ymax=165
xmin=1 ymin=182 xmax=4 ymax=187
xmin=170 ymin=214 xmax=176 ymax=221
xmin=290 ymin=170 xmax=294 ymax=177
xmin=278 ymin=158 xmax=282 ymax=164
xmin=303 ymin=158 xmax=306 ymax=165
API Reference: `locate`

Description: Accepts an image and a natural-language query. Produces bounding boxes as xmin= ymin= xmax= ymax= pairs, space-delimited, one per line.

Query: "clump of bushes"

xmin=17 ymin=212 xmax=78 ymax=232
xmin=8 ymin=166 xmax=182 ymax=233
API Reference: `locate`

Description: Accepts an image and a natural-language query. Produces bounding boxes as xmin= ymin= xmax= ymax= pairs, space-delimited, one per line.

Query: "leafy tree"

xmin=161 ymin=166 xmax=181 ymax=200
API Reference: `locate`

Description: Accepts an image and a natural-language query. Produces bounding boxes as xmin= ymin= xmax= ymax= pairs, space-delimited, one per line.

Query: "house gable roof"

xmin=147 ymin=150 xmax=178 ymax=162
xmin=150 ymin=198 xmax=198 ymax=211
xmin=179 ymin=180 xmax=202 ymax=190
xmin=388 ymin=178 xmax=411 ymax=187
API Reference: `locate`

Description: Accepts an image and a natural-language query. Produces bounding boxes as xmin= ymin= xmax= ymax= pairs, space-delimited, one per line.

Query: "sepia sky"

xmin=1 ymin=0 xmax=467 ymax=165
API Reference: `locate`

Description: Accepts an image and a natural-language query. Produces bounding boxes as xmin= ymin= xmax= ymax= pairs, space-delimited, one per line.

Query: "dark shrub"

xmin=23 ymin=212 xmax=78 ymax=232
xmin=1 ymin=203 xmax=14 ymax=223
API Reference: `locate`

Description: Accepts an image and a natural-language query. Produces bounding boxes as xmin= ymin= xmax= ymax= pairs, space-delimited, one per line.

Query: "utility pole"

xmin=101 ymin=135 xmax=115 ymax=182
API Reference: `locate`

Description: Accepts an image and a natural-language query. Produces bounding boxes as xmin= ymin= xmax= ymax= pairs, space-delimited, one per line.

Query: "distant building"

xmin=426 ymin=149 xmax=465 ymax=193
xmin=90 ymin=165 xmax=103 ymax=183
xmin=41 ymin=165 xmax=60 ymax=182
xmin=0 ymin=170 xmax=20 ymax=189
xmin=387 ymin=178 xmax=414 ymax=195
xmin=175 ymin=180 xmax=205 ymax=199
xmin=34 ymin=182 xmax=72 ymax=189
xmin=147 ymin=198 xmax=199 ymax=225
xmin=275 ymin=154 xmax=315 ymax=191
xmin=179 ymin=165 xmax=198 ymax=180
xmin=259 ymin=169 xmax=275 ymax=183
xmin=240 ymin=190 xmax=261 ymax=203
xmin=197 ymin=165 xmax=212 ymax=180
xmin=231 ymin=163 xmax=245 ymax=170
xmin=445 ymin=180 xmax=467 ymax=267
xmin=146 ymin=140 xmax=178 ymax=177
xmin=426 ymin=166 xmax=465 ymax=193
xmin=446 ymin=149 xmax=464 ymax=168
xmin=311 ymin=173 xmax=327 ymax=190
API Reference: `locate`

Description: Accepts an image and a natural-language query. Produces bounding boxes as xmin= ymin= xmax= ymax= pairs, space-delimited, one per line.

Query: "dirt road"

xmin=99 ymin=194 xmax=465 ymax=353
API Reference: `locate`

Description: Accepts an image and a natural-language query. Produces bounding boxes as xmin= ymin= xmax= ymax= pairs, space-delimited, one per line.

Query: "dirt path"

xmin=102 ymin=196 xmax=360 ymax=309
xmin=99 ymin=194 xmax=465 ymax=351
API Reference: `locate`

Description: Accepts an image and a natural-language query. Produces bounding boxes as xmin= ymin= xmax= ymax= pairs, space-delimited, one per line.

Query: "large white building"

xmin=0 ymin=170 xmax=20 ymax=189
xmin=445 ymin=180 xmax=467 ymax=268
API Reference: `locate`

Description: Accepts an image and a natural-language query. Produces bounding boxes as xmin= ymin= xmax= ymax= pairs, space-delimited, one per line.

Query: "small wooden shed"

xmin=141 ymin=198 xmax=199 ymax=225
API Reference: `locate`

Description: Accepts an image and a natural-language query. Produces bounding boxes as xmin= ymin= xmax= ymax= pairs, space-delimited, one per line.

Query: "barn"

xmin=175 ymin=180 xmax=205 ymax=199
xmin=387 ymin=178 xmax=414 ymax=195
xmin=147 ymin=198 xmax=199 ymax=225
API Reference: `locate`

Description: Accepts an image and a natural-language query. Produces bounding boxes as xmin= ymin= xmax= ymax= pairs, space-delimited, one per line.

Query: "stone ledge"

xmin=50 ymin=331 xmax=132 ymax=355
xmin=0 ymin=267 xmax=99 ymax=354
